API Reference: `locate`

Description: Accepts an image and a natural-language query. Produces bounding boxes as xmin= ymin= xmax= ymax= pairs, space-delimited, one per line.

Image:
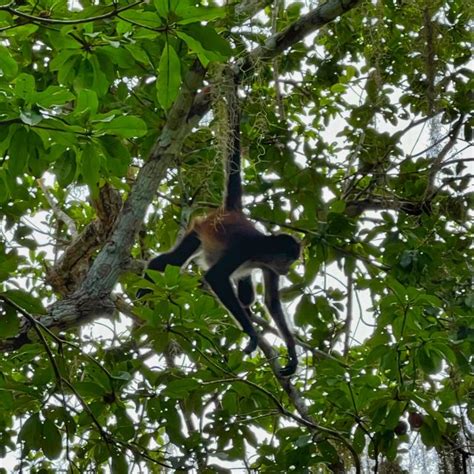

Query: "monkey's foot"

xmin=279 ymin=359 xmax=297 ymax=377
xmin=243 ymin=335 xmax=258 ymax=354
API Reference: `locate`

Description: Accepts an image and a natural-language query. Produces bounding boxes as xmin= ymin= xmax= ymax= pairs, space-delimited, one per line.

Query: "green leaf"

xmin=180 ymin=24 xmax=231 ymax=60
xmin=14 ymin=73 xmax=36 ymax=100
xmin=120 ymin=10 xmax=162 ymax=28
xmin=75 ymin=381 xmax=106 ymax=398
xmin=175 ymin=5 xmax=225 ymax=24
xmin=295 ymin=294 xmax=316 ymax=326
xmin=153 ymin=0 xmax=169 ymax=19
xmin=163 ymin=378 xmax=200 ymax=398
xmin=329 ymin=200 xmax=346 ymax=213
xmin=330 ymin=83 xmax=346 ymax=94
xmin=53 ymin=149 xmax=77 ymax=187
xmin=94 ymin=442 xmax=110 ymax=463
xmin=94 ymin=116 xmax=147 ymax=138
xmin=18 ymin=413 xmax=42 ymax=451
xmin=157 ymin=43 xmax=181 ymax=110
xmin=115 ymin=408 xmax=135 ymax=441
xmin=81 ymin=143 xmax=101 ymax=187
xmin=89 ymin=56 xmax=110 ymax=97
xmin=0 ymin=45 xmax=18 ymax=79
xmin=75 ymin=89 xmax=99 ymax=116
xmin=42 ymin=419 xmax=62 ymax=460
xmin=2 ymin=289 xmax=46 ymax=314
xmin=0 ymin=170 xmax=9 ymax=202
xmin=176 ymin=31 xmax=213 ymax=66
xmin=7 ymin=128 xmax=29 ymax=176
xmin=353 ymin=425 xmax=366 ymax=454
xmin=125 ymin=44 xmax=150 ymax=65
xmin=34 ymin=86 xmax=75 ymax=108
xmin=112 ymin=452 xmax=128 ymax=473
xmin=386 ymin=277 xmax=406 ymax=301
xmin=0 ymin=305 xmax=20 ymax=339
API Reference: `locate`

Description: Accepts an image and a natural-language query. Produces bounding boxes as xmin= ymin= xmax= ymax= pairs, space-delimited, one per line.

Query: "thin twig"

xmin=38 ymin=179 xmax=78 ymax=238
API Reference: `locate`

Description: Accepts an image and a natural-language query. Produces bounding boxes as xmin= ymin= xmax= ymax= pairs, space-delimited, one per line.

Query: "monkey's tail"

xmin=223 ymin=77 xmax=242 ymax=212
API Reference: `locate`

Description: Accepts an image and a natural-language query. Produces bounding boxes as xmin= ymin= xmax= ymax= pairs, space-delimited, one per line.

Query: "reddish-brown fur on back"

xmin=193 ymin=210 xmax=260 ymax=244
xmin=191 ymin=209 xmax=262 ymax=267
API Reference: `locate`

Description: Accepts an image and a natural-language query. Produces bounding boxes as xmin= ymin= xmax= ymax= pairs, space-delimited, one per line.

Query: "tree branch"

xmin=38 ymin=179 xmax=78 ymax=238
xmin=0 ymin=0 xmax=145 ymax=25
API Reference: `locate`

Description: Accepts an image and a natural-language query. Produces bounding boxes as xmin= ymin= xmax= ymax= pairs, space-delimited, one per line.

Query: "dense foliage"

xmin=0 ymin=0 xmax=472 ymax=472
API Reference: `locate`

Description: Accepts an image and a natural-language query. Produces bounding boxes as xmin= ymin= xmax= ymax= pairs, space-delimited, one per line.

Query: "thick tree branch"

xmin=189 ymin=0 xmax=362 ymax=125
xmin=240 ymin=0 xmax=361 ymax=72
xmin=45 ymin=184 xmax=122 ymax=296
xmin=424 ymin=114 xmax=466 ymax=199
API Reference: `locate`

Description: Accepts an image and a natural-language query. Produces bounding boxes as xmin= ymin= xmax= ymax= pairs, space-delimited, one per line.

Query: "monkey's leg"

xmin=137 ymin=231 xmax=200 ymax=298
xmin=237 ymin=276 xmax=255 ymax=313
xmin=205 ymin=256 xmax=259 ymax=354
xmin=263 ymin=269 xmax=298 ymax=376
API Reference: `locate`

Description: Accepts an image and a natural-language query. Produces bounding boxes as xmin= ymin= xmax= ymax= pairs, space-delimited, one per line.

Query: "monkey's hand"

xmin=279 ymin=358 xmax=298 ymax=377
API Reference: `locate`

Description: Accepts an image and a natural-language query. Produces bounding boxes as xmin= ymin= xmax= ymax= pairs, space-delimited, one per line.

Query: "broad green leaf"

xmin=119 ymin=10 xmax=162 ymax=28
xmin=125 ymin=44 xmax=150 ymax=65
xmin=176 ymin=31 xmax=214 ymax=66
xmin=94 ymin=442 xmax=110 ymax=463
xmin=180 ymin=24 xmax=231 ymax=60
xmin=18 ymin=414 xmax=42 ymax=451
xmin=75 ymin=89 xmax=98 ymax=116
xmin=34 ymin=86 xmax=75 ymax=107
xmin=100 ymin=136 xmax=131 ymax=177
xmin=353 ymin=425 xmax=366 ymax=454
xmin=1 ymin=289 xmax=46 ymax=314
xmin=94 ymin=116 xmax=147 ymax=138
xmin=176 ymin=6 xmax=225 ymax=24
xmin=0 ymin=305 xmax=19 ymax=339
xmin=89 ymin=56 xmax=110 ymax=97
xmin=111 ymin=452 xmax=128 ymax=474
xmin=0 ymin=170 xmax=9 ymax=202
xmin=14 ymin=73 xmax=36 ymax=100
xmin=81 ymin=143 xmax=101 ymax=187
xmin=53 ymin=149 xmax=77 ymax=187
xmin=329 ymin=199 xmax=346 ymax=213
xmin=154 ymin=0 xmax=169 ymax=19
xmin=115 ymin=408 xmax=135 ymax=440
xmin=75 ymin=381 xmax=106 ymax=398
xmin=7 ymin=128 xmax=29 ymax=176
xmin=295 ymin=294 xmax=316 ymax=326
xmin=163 ymin=378 xmax=199 ymax=398
xmin=0 ymin=45 xmax=18 ymax=78
xmin=42 ymin=419 xmax=62 ymax=460
xmin=157 ymin=43 xmax=181 ymax=110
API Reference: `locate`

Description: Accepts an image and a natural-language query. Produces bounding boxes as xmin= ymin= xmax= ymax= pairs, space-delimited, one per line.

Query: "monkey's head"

xmin=263 ymin=233 xmax=301 ymax=275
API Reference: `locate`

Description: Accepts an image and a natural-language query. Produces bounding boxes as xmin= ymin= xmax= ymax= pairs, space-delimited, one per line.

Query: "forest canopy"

xmin=0 ymin=0 xmax=472 ymax=472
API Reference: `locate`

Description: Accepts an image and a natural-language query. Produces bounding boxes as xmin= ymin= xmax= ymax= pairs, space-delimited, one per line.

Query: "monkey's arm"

xmin=205 ymin=254 xmax=259 ymax=354
xmin=263 ymin=269 xmax=298 ymax=376
xmin=136 ymin=231 xmax=201 ymax=298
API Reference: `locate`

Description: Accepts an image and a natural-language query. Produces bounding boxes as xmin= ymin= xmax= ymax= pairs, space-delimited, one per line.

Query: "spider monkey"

xmin=137 ymin=82 xmax=301 ymax=376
